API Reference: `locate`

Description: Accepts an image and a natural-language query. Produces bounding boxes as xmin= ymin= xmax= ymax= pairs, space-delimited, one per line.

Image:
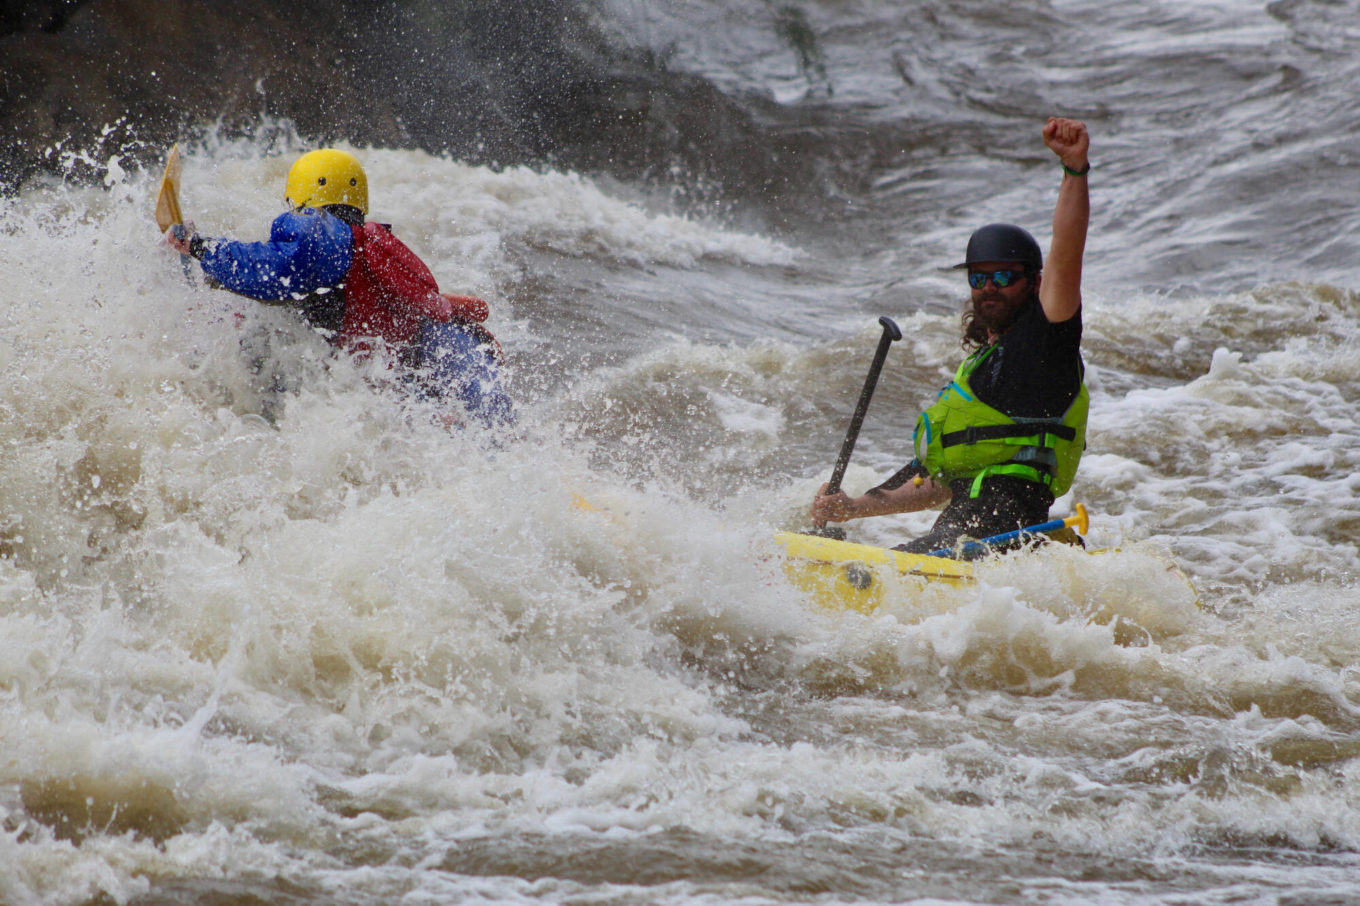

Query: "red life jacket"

xmin=340 ymin=222 xmax=448 ymax=353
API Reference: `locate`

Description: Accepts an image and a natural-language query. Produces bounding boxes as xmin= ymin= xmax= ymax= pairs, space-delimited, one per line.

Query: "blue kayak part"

xmin=414 ymin=320 xmax=514 ymax=427
xmin=198 ymin=209 xmax=353 ymax=302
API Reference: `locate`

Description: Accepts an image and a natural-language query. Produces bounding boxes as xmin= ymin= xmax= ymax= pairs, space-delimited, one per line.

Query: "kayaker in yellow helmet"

xmin=811 ymin=117 xmax=1090 ymax=553
xmin=166 ymin=148 xmax=512 ymax=428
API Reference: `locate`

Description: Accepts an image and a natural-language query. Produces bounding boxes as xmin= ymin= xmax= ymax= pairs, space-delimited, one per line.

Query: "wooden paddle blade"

xmin=154 ymin=144 xmax=183 ymax=233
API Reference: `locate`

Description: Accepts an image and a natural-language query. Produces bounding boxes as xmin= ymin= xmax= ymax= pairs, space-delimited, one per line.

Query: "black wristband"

xmin=188 ymin=235 xmax=207 ymax=260
xmin=1061 ymin=161 xmax=1091 ymax=177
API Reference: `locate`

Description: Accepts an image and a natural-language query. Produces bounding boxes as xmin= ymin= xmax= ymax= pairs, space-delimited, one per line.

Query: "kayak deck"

xmin=773 ymin=530 xmax=973 ymax=614
xmin=774 ymin=530 xmax=1202 ymax=620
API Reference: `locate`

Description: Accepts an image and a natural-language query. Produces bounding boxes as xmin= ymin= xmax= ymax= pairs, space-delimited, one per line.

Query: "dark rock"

xmin=1 ymin=0 xmax=837 ymax=216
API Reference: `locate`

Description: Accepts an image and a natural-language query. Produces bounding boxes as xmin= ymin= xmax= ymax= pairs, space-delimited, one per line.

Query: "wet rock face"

xmin=2 ymin=0 xmax=364 ymax=187
xmin=0 ymin=0 xmax=94 ymax=36
xmin=0 ymin=0 xmax=804 ymax=205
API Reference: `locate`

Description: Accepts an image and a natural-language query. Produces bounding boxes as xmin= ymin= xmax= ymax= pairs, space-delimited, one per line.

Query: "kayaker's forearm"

xmin=1044 ymin=174 xmax=1088 ymax=306
xmin=844 ymin=480 xmax=950 ymax=519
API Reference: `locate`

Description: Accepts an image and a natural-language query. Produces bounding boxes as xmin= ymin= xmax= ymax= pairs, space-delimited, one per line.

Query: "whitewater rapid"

xmin=5 ymin=0 xmax=1360 ymax=902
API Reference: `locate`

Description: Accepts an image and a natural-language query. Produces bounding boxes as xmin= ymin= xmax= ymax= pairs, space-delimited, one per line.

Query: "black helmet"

xmin=954 ymin=223 xmax=1042 ymax=272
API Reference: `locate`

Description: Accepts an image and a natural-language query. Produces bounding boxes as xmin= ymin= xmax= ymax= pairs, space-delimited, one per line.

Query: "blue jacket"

xmin=198 ymin=208 xmax=514 ymax=427
xmin=199 ymin=209 xmax=352 ymax=301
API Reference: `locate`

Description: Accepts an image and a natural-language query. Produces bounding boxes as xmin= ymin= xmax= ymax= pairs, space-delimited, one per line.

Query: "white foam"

xmin=4 ymin=134 xmax=1360 ymax=903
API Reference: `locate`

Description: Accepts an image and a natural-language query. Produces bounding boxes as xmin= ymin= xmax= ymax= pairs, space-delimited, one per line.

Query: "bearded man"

xmin=811 ymin=117 xmax=1090 ymax=554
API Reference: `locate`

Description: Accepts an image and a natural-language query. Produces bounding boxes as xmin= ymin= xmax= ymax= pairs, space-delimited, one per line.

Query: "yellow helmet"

xmin=284 ymin=149 xmax=368 ymax=214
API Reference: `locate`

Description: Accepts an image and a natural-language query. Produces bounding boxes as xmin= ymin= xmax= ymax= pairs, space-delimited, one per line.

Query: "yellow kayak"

xmin=774 ymin=526 xmax=1201 ymax=618
xmin=775 ymin=503 xmax=1094 ymax=614
xmin=773 ymin=530 xmax=975 ymax=614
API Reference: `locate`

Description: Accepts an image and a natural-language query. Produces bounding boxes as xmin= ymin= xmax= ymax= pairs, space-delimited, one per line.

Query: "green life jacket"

xmin=913 ymin=346 xmax=1088 ymax=498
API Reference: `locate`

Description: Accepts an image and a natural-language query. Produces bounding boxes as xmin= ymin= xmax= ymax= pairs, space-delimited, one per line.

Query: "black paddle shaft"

xmin=825 ymin=316 xmax=902 ymax=495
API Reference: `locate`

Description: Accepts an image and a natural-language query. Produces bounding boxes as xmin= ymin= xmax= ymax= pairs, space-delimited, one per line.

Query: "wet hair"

xmin=961 ymin=308 xmax=988 ymax=350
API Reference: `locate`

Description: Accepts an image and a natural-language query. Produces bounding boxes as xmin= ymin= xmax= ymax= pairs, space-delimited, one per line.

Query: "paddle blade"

xmin=154 ymin=144 xmax=183 ymax=233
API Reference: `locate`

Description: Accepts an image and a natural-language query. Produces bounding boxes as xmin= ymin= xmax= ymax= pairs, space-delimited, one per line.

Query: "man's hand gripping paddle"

xmin=809 ymin=316 xmax=902 ymax=540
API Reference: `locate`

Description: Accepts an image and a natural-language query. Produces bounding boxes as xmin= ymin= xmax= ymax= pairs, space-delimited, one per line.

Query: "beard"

xmin=973 ymin=293 xmax=1026 ymax=333
xmin=961 ymin=289 xmax=1037 ymax=349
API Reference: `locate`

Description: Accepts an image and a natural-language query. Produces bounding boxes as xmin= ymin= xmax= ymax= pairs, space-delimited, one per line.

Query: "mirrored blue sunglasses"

xmin=967 ymin=269 xmax=1026 ymax=290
